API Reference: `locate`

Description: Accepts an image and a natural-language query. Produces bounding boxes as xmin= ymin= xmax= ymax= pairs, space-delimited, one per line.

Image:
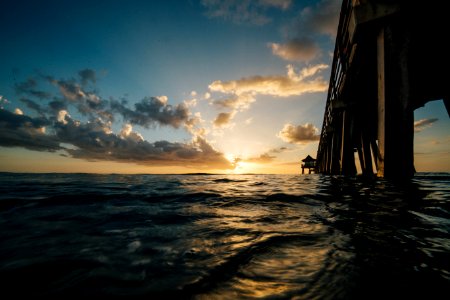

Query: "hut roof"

xmin=301 ymin=155 xmax=316 ymax=162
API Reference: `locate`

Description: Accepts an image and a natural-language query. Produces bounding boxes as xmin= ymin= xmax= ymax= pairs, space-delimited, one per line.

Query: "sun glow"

xmin=224 ymin=154 xmax=257 ymax=174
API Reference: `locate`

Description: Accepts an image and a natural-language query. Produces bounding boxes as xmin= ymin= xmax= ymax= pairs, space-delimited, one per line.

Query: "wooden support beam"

xmin=341 ymin=110 xmax=357 ymax=176
xmin=361 ymin=135 xmax=374 ymax=176
xmin=377 ymin=23 xmax=415 ymax=179
xmin=377 ymin=28 xmax=386 ymax=177
xmin=331 ymin=117 xmax=342 ymax=174
xmin=357 ymin=145 xmax=365 ymax=174
xmin=370 ymin=139 xmax=379 ymax=171
xmin=326 ymin=136 xmax=333 ymax=173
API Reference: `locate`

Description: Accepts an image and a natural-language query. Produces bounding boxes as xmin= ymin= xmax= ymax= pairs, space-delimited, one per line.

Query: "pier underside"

xmin=316 ymin=0 xmax=449 ymax=179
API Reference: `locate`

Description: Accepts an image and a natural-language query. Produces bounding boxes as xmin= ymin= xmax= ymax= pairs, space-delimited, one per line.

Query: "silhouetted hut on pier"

xmin=301 ymin=155 xmax=316 ymax=174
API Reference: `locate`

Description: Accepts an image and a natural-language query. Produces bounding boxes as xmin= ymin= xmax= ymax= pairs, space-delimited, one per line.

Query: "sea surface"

xmin=0 ymin=173 xmax=449 ymax=299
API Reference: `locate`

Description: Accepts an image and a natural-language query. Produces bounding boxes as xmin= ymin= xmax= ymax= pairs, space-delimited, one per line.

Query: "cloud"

xmin=1 ymin=70 xmax=233 ymax=170
xmin=260 ymin=0 xmax=291 ymax=10
xmin=269 ymin=146 xmax=289 ymax=153
xmin=0 ymin=95 xmax=9 ymax=109
xmin=269 ymin=38 xmax=321 ymax=62
xmin=15 ymin=78 xmax=51 ymax=99
xmin=208 ymin=65 xmax=327 ymax=131
xmin=245 ymin=153 xmax=276 ymax=163
xmin=201 ymin=0 xmax=292 ymax=25
xmin=0 ymin=109 xmax=60 ymax=152
xmin=120 ymin=124 xmax=144 ymax=142
xmin=17 ymin=72 xmax=197 ymax=129
xmin=111 ymin=96 xmax=191 ymax=129
xmin=300 ymin=0 xmax=340 ymax=37
xmin=54 ymin=79 xmax=88 ymax=102
xmin=213 ymin=111 xmax=236 ymax=127
xmin=414 ymin=118 xmax=438 ymax=132
xmin=53 ymin=116 xmax=232 ymax=169
xmin=78 ymin=69 xmax=96 ymax=85
xmin=243 ymin=147 xmax=289 ymax=164
xmin=278 ymin=123 xmax=320 ymax=144
xmin=269 ymin=0 xmax=340 ymax=61
xmin=212 ymin=94 xmax=256 ymax=111
xmin=20 ymin=98 xmax=44 ymax=115
xmin=209 ymin=64 xmax=328 ymax=97
xmin=15 ymin=74 xmax=113 ymax=122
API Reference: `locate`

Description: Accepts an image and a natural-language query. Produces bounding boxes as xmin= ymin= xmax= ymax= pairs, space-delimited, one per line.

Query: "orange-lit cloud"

xmin=243 ymin=147 xmax=289 ymax=163
xmin=414 ymin=118 xmax=438 ymax=132
xmin=209 ymin=64 xmax=328 ymax=97
xmin=269 ymin=38 xmax=321 ymax=62
xmin=212 ymin=94 xmax=256 ymax=111
xmin=213 ymin=111 xmax=236 ymax=128
xmin=245 ymin=153 xmax=276 ymax=163
xmin=278 ymin=123 xmax=320 ymax=144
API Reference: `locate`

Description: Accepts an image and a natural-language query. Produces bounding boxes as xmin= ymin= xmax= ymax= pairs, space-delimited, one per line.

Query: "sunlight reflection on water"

xmin=0 ymin=173 xmax=448 ymax=298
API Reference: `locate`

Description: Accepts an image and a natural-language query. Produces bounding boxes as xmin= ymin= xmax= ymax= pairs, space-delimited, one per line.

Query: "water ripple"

xmin=0 ymin=172 xmax=449 ymax=298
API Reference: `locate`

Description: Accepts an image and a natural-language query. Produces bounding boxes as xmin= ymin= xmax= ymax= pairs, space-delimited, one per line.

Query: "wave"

xmin=0 ymin=173 xmax=449 ymax=298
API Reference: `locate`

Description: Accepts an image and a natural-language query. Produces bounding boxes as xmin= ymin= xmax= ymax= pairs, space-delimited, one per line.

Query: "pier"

xmin=316 ymin=0 xmax=449 ymax=179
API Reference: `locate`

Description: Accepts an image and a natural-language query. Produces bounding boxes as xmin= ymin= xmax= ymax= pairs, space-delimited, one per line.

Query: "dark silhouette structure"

xmin=301 ymin=155 xmax=316 ymax=174
xmin=316 ymin=0 xmax=449 ymax=179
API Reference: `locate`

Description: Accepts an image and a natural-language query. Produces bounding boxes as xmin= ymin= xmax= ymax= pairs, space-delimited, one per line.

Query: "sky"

xmin=0 ymin=0 xmax=449 ymax=174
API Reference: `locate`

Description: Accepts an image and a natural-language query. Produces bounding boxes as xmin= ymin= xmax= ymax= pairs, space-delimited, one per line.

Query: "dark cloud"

xmin=15 ymin=78 xmax=51 ymax=99
xmin=53 ymin=115 xmax=231 ymax=169
xmin=0 ymin=109 xmax=60 ymax=151
xmin=53 ymin=79 xmax=86 ymax=102
xmin=414 ymin=118 xmax=438 ymax=132
xmin=111 ymin=96 xmax=190 ymax=129
xmin=278 ymin=123 xmax=320 ymax=144
xmin=2 ymin=69 xmax=233 ymax=170
xmin=50 ymin=78 xmax=111 ymax=121
xmin=48 ymin=100 xmax=67 ymax=112
xmin=15 ymin=71 xmax=192 ymax=128
xmin=0 ymin=108 xmax=49 ymax=129
xmin=20 ymin=98 xmax=44 ymax=115
xmin=78 ymin=69 xmax=96 ymax=85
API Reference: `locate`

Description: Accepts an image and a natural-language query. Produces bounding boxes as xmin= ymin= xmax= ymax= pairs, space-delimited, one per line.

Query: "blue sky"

xmin=0 ymin=0 xmax=448 ymax=173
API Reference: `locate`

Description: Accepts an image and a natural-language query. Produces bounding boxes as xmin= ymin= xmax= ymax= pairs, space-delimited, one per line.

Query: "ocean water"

xmin=0 ymin=173 xmax=449 ymax=299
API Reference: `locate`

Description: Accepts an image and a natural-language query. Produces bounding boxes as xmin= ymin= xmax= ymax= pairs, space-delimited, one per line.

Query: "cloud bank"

xmin=209 ymin=64 xmax=328 ymax=97
xmin=0 ymin=70 xmax=233 ymax=170
xmin=208 ymin=64 xmax=328 ymax=127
